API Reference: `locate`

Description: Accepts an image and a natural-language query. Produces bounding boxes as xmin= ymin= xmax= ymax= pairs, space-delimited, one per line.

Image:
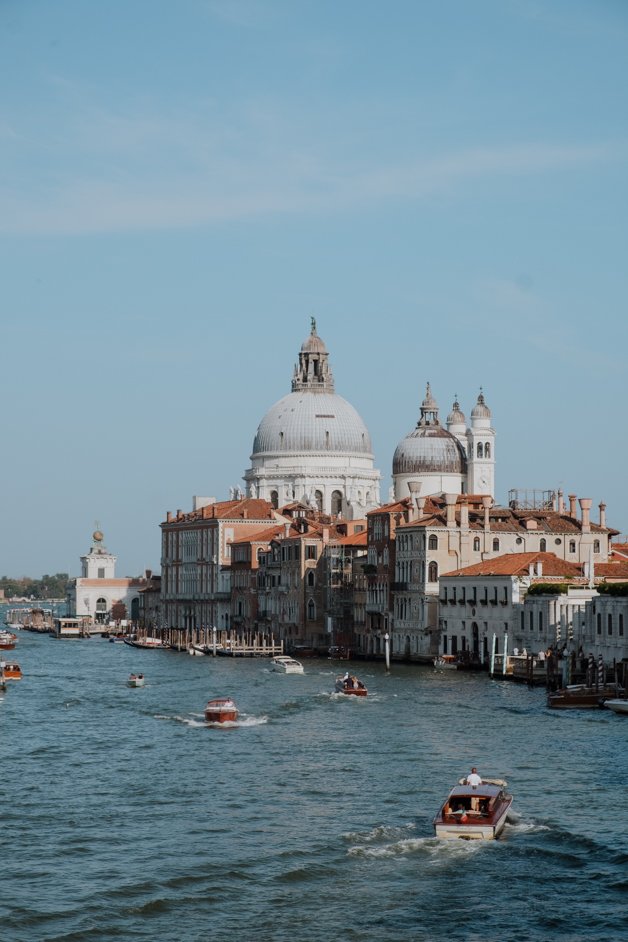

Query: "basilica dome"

xmin=392 ymin=425 xmax=466 ymax=475
xmin=244 ymin=320 xmax=380 ymax=516
xmin=252 ymin=391 xmax=372 ymax=457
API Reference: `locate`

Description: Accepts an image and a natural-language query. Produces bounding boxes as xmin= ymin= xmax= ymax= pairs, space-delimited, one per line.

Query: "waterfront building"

xmin=244 ymin=319 xmax=381 ymax=518
xmin=67 ymin=529 xmax=153 ymax=625
xmin=160 ymin=497 xmax=281 ymax=633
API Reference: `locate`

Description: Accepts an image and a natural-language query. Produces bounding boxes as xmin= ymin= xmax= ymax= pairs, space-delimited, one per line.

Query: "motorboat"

xmin=127 ymin=673 xmax=145 ymax=687
xmin=2 ymin=662 xmax=23 ymax=681
xmin=335 ymin=675 xmax=368 ymax=696
xmin=547 ymin=683 xmax=625 ymax=709
xmin=204 ymin=697 xmax=239 ymax=723
xmin=434 ymin=777 xmax=513 ymax=840
xmin=0 ymin=631 xmax=17 ymax=650
xmin=604 ymin=699 xmax=628 ymax=716
xmin=123 ymin=637 xmax=166 ymax=650
xmin=433 ymin=654 xmax=458 ymax=670
xmin=270 ymin=655 xmax=304 ymax=674
xmin=187 ymin=645 xmax=207 ymax=656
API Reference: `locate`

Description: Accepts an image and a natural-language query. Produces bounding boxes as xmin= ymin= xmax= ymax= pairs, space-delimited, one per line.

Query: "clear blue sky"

xmin=1 ymin=0 xmax=627 ymax=578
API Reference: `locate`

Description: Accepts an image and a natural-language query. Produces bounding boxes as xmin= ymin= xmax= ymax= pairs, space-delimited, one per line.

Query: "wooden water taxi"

xmin=0 ymin=631 xmax=17 ymax=650
xmin=127 ymin=673 xmax=145 ymax=687
xmin=204 ymin=697 xmax=239 ymax=723
xmin=2 ymin=662 xmax=23 ymax=681
xmin=123 ymin=637 xmax=167 ymax=650
xmin=547 ymin=683 xmax=624 ymax=709
xmin=270 ymin=655 xmax=304 ymax=674
xmin=434 ymin=777 xmax=513 ymax=840
xmin=335 ymin=675 xmax=368 ymax=696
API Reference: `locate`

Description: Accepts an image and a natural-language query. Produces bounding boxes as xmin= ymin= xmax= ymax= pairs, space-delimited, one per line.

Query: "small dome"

xmin=300 ymin=316 xmax=327 ymax=354
xmin=447 ymin=398 xmax=466 ymax=426
xmin=471 ymin=391 xmax=491 ymax=419
xmin=393 ymin=425 xmax=467 ymax=475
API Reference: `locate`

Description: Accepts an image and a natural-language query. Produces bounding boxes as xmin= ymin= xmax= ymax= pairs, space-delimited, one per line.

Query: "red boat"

xmin=335 ymin=675 xmax=368 ymax=697
xmin=2 ymin=662 xmax=23 ymax=681
xmin=204 ymin=697 xmax=239 ymax=723
xmin=0 ymin=631 xmax=17 ymax=650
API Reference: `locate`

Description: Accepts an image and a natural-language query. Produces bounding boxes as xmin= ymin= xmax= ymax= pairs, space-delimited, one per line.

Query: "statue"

xmin=311 ymin=315 xmax=317 ymax=333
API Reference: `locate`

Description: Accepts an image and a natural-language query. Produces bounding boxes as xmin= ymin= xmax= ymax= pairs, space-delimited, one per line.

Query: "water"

xmin=2 ymin=631 xmax=627 ymax=942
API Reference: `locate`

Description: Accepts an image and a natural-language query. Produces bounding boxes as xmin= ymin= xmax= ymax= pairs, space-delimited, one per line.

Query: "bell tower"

xmin=466 ymin=391 xmax=496 ymax=496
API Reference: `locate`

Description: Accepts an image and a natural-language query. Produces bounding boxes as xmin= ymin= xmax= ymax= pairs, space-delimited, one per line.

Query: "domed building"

xmin=244 ymin=320 xmax=381 ymax=517
xmin=392 ymin=385 xmax=495 ymax=500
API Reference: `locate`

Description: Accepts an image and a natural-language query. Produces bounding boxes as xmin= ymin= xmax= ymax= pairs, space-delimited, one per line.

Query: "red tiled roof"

xmin=595 ymin=561 xmax=628 ymax=580
xmin=333 ymin=530 xmax=368 ymax=547
xmin=444 ymin=552 xmax=583 ymax=578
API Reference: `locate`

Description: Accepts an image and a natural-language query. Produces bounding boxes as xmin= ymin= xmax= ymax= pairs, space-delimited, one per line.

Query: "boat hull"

xmin=548 ymin=685 xmax=624 ymax=709
xmin=205 ymin=699 xmax=239 ymax=723
xmin=604 ymin=699 xmax=628 ymax=715
xmin=433 ymin=780 xmax=513 ymax=841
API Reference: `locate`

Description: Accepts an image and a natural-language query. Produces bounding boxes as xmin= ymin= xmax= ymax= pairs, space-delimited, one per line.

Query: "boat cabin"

xmin=441 ymin=782 xmax=505 ymax=819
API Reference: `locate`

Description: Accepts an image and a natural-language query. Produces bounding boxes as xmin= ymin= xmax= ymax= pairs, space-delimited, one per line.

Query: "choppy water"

xmin=2 ymin=630 xmax=627 ymax=942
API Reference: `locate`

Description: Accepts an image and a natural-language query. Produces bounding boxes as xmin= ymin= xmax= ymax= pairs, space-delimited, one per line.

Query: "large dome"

xmin=252 ymin=391 xmax=372 ymax=456
xmin=393 ymin=425 xmax=466 ymax=474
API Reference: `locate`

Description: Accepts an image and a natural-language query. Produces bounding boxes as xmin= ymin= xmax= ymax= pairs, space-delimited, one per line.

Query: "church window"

xmin=270 ymin=490 xmax=279 ymax=510
xmin=428 ymin=535 xmax=438 ymax=550
xmin=98 ymin=567 xmax=105 ymax=579
xmin=473 ymin=537 xmax=480 ymax=552
xmin=331 ymin=490 xmax=342 ymax=515
xmin=477 ymin=443 xmax=484 ymax=458
xmin=540 ymin=539 xmax=547 ymax=552
xmin=492 ymin=539 xmax=500 ymax=552
xmin=279 ymin=431 xmax=285 ymax=449
xmin=307 ymin=599 xmax=316 ymax=620
xmin=593 ymin=540 xmax=600 ymax=553
xmin=569 ymin=540 xmax=576 ymax=554
xmin=428 ymin=561 xmax=438 ymax=582
xmin=485 ymin=443 xmax=491 ymax=458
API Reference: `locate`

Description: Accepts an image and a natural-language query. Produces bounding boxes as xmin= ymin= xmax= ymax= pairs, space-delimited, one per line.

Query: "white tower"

xmin=466 ymin=391 xmax=495 ymax=496
xmin=81 ymin=529 xmax=117 ymax=579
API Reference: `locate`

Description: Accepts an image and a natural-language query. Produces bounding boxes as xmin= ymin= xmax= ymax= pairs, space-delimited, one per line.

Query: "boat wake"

xmin=156 ymin=713 xmax=269 ymax=728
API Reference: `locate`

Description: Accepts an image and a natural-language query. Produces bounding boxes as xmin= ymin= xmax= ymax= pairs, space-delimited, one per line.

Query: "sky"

xmin=1 ymin=0 xmax=627 ymax=578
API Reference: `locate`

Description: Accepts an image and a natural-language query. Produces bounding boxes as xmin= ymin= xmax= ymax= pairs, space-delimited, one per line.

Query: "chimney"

xmin=482 ymin=495 xmax=492 ymax=531
xmin=557 ymin=489 xmax=565 ymax=514
xmin=599 ymin=502 xmax=606 ymax=528
xmin=284 ymin=522 xmax=291 ymax=538
xmin=579 ymin=498 xmax=592 ymax=533
xmin=568 ymin=494 xmax=577 ymax=518
xmin=460 ymin=500 xmax=469 ymax=529
xmin=417 ymin=496 xmax=426 ymax=518
xmin=167 ymin=511 xmax=173 ymax=523
xmin=536 ymin=560 xmax=543 ymax=577
xmin=407 ymin=481 xmax=421 ymax=522
xmin=445 ymin=493 xmax=457 ymax=528
xmin=323 ymin=528 xmax=330 ymax=543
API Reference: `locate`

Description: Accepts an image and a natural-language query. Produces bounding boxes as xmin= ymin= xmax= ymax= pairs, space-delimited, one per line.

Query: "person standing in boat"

xmin=466 ymin=767 xmax=482 ymax=787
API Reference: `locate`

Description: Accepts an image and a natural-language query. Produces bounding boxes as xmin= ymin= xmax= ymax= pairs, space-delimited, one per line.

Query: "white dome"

xmin=252 ymin=391 xmax=373 ymax=457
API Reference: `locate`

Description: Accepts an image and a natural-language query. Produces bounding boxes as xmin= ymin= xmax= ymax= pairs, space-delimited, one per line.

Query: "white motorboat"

xmin=270 ymin=655 xmax=304 ymax=674
xmin=604 ymin=699 xmax=628 ymax=715
xmin=434 ymin=778 xmax=513 ymax=840
xmin=127 ymin=673 xmax=145 ymax=687
xmin=433 ymin=654 xmax=458 ymax=670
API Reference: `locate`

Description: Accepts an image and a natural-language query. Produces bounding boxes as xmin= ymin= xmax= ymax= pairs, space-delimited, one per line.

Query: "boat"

xmin=547 ymin=683 xmax=625 ymax=709
xmin=2 ymin=662 xmax=23 ymax=681
xmin=603 ymin=699 xmax=628 ymax=716
xmin=0 ymin=630 xmax=17 ymax=650
xmin=270 ymin=655 xmax=304 ymax=674
xmin=335 ymin=674 xmax=368 ymax=696
xmin=433 ymin=654 xmax=458 ymax=670
xmin=204 ymin=697 xmax=239 ymax=723
xmin=123 ymin=637 xmax=167 ymax=650
xmin=187 ymin=644 xmax=210 ymax=656
xmin=127 ymin=673 xmax=145 ymax=687
xmin=434 ymin=777 xmax=513 ymax=840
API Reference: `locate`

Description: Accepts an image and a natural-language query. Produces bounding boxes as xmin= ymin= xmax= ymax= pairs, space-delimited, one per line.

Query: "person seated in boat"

xmin=466 ymin=767 xmax=482 ymax=787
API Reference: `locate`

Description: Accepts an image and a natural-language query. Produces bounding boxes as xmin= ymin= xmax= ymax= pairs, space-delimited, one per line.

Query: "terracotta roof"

xmin=610 ymin=543 xmax=628 ymax=560
xmin=231 ymin=524 xmax=286 ymax=545
xmin=163 ymin=498 xmax=276 ymax=525
xmin=333 ymin=530 xmax=368 ymax=547
xmin=367 ymin=498 xmax=411 ymax=516
xmin=443 ymin=552 xmax=583 ymax=578
xmin=595 ymin=561 xmax=628 ymax=580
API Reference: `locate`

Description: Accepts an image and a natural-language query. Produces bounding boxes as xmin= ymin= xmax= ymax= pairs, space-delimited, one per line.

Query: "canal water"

xmin=2 ymin=630 xmax=627 ymax=942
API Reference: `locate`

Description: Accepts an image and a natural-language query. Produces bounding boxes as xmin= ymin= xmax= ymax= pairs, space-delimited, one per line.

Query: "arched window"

xmin=540 ymin=539 xmax=547 ymax=552
xmin=473 ymin=537 xmax=480 ymax=552
xmin=593 ymin=540 xmax=600 ymax=553
xmin=307 ymin=599 xmax=316 ymax=621
xmin=428 ymin=534 xmax=438 ymax=550
xmin=307 ymin=570 xmax=315 ymax=587
xmin=492 ymin=538 xmax=500 ymax=552
xmin=315 ymin=490 xmax=323 ymax=512
xmin=428 ymin=561 xmax=438 ymax=582
xmin=477 ymin=442 xmax=484 ymax=458
xmin=485 ymin=442 xmax=491 ymax=458
xmin=331 ymin=490 xmax=342 ymax=515
xmin=270 ymin=490 xmax=279 ymax=510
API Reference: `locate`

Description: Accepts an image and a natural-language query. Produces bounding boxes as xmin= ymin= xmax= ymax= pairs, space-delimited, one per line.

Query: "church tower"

xmin=81 ymin=529 xmax=117 ymax=579
xmin=466 ymin=391 xmax=495 ymax=496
